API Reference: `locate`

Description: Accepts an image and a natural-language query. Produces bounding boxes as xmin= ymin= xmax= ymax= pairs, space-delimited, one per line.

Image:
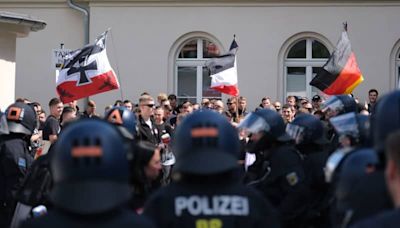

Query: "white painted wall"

xmin=3 ymin=2 xmax=400 ymax=111
xmin=0 ymin=32 xmax=16 ymax=110
xmin=2 ymin=4 xmax=84 ymax=112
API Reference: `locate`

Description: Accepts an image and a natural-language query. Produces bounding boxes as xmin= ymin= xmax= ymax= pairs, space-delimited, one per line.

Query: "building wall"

xmin=1 ymin=2 xmax=84 ymax=110
xmin=2 ymin=1 xmax=400 ymax=110
xmin=0 ymin=32 xmax=16 ymax=110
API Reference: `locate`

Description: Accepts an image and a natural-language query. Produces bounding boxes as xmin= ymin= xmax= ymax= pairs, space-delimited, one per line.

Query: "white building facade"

xmin=2 ymin=0 xmax=400 ymax=110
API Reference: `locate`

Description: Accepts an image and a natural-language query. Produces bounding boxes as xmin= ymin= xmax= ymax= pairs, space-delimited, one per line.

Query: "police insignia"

xmin=286 ymin=172 xmax=299 ymax=186
xmin=18 ymin=157 xmax=27 ymax=168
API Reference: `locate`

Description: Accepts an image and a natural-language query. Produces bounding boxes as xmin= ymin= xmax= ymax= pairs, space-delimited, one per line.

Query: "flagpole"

xmin=234 ymin=96 xmax=239 ymax=123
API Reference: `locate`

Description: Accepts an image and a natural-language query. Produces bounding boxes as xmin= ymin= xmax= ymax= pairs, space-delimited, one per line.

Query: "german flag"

xmin=310 ymin=27 xmax=363 ymax=95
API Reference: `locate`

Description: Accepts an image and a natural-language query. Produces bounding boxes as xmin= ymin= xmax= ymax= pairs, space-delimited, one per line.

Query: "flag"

xmin=206 ymin=39 xmax=239 ymax=96
xmin=56 ymin=30 xmax=119 ymax=103
xmin=310 ymin=28 xmax=363 ymax=95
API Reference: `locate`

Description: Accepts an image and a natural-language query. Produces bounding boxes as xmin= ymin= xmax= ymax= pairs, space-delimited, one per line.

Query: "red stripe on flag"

xmin=57 ymin=70 xmax=119 ymax=103
xmin=211 ymin=84 xmax=239 ymax=97
xmin=323 ymin=53 xmax=363 ymax=95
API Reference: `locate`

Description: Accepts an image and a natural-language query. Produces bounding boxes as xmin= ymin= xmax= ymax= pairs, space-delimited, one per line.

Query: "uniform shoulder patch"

xmin=286 ymin=172 xmax=299 ymax=186
xmin=18 ymin=157 xmax=27 ymax=169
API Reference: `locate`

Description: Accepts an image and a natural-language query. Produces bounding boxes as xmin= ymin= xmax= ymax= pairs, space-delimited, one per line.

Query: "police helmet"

xmin=372 ymin=90 xmax=400 ymax=153
xmin=335 ymin=148 xmax=391 ymax=226
xmin=173 ymin=110 xmax=240 ymax=175
xmin=322 ymin=95 xmax=357 ymax=119
xmin=329 ymin=113 xmax=370 ymax=146
xmin=238 ymin=108 xmax=291 ymax=142
xmin=104 ymin=106 xmax=137 ymax=140
xmin=324 ymin=147 xmax=353 ymax=183
xmin=50 ymin=119 xmax=130 ymax=214
xmin=4 ymin=102 xmax=36 ymax=135
xmin=286 ymin=113 xmax=328 ymax=145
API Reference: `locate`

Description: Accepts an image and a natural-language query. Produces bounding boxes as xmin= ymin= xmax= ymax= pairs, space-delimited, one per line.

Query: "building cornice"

xmin=2 ymin=0 xmax=400 ymax=7
xmin=0 ymin=11 xmax=46 ymax=31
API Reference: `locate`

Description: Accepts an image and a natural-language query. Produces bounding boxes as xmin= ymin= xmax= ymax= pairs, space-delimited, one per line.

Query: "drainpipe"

xmin=67 ymin=0 xmax=90 ymax=109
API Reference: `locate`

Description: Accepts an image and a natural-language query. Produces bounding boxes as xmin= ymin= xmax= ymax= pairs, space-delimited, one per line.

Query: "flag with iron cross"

xmin=56 ymin=30 xmax=119 ymax=103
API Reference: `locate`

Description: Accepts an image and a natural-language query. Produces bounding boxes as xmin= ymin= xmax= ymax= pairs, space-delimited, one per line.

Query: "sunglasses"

xmin=142 ymin=104 xmax=155 ymax=108
xmin=226 ymin=103 xmax=233 ymax=105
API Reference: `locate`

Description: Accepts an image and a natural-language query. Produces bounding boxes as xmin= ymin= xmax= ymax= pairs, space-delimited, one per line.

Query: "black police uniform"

xmin=330 ymin=148 xmax=392 ymax=228
xmin=15 ymin=151 xmax=52 ymax=208
xmin=21 ymin=119 xmax=154 ymax=228
xmin=0 ymin=134 xmax=33 ymax=227
xmin=257 ymin=144 xmax=310 ymax=228
xmin=350 ymin=209 xmax=400 ymax=228
xmin=144 ymin=175 xmax=280 ymax=228
xmin=298 ymin=144 xmax=330 ymax=225
xmin=21 ymin=208 xmax=155 ymax=228
xmin=145 ymin=110 xmax=280 ymax=228
xmin=286 ymin=113 xmax=331 ymax=226
xmin=238 ymin=109 xmax=311 ymax=228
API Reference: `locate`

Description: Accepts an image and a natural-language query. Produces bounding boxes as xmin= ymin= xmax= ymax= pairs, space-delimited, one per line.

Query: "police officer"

xmin=347 ymin=90 xmax=400 ymax=228
xmin=321 ymin=95 xmax=357 ymax=153
xmin=143 ymin=110 xmax=279 ymax=228
xmin=20 ymin=119 xmax=154 ymax=228
xmin=324 ymin=112 xmax=386 ymax=227
xmin=238 ymin=109 xmax=309 ymax=228
xmin=325 ymin=113 xmax=371 ymax=186
xmin=0 ymin=102 xmax=36 ymax=228
xmin=333 ymin=148 xmax=391 ymax=228
xmin=286 ymin=113 xmax=330 ymax=227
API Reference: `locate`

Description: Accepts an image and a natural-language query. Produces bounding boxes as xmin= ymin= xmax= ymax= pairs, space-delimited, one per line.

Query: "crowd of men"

xmin=1 ymin=87 xmax=399 ymax=228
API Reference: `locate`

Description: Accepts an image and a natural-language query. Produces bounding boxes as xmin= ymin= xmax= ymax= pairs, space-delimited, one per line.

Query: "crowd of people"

xmin=1 ymin=87 xmax=398 ymax=228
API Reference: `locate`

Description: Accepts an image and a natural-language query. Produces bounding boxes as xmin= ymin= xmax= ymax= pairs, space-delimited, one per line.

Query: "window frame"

xmin=279 ymin=32 xmax=333 ymax=101
xmin=284 ymin=38 xmax=330 ymax=99
xmin=170 ymin=34 xmax=225 ymax=104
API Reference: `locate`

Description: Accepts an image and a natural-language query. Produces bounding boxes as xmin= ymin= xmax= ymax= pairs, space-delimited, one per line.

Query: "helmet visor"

xmin=325 ymin=149 xmax=347 ymax=183
xmin=237 ymin=113 xmax=270 ymax=137
xmin=329 ymin=112 xmax=358 ymax=138
xmin=286 ymin=123 xmax=306 ymax=144
xmin=0 ymin=113 xmax=9 ymax=135
xmin=322 ymin=96 xmax=344 ymax=117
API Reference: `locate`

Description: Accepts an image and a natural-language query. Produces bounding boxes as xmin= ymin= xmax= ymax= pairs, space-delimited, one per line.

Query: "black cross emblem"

xmin=67 ymin=58 xmax=98 ymax=85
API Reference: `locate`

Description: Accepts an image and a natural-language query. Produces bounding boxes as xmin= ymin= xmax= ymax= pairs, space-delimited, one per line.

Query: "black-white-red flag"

xmin=56 ymin=30 xmax=119 ymax=103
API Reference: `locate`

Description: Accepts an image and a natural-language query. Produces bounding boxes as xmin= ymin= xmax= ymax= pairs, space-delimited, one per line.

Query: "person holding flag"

xmin=310 ymin=23 xmax=364 ymax=95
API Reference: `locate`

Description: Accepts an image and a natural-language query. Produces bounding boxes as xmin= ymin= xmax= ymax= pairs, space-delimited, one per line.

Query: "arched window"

xmin=284 ymin=38 xmax=331 ymax=99
xmin=175 ymin=37 xmax=222 ymax=104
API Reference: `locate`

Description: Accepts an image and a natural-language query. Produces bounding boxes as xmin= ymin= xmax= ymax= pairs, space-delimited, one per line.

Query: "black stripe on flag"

xmin=310 ymin=31 xmax=352 ymax=90
xmin=206 ymin=54 xmax=235 ymax=75
xmin=230 ymin=40 xmax=238 ymax=51
xmin=309 ymin=68 xmax=339 ymax=91
xmin=323 ymin=31 xmax=352 ymax=76
xmin=63 ymin=32 xmax=107 ymax=69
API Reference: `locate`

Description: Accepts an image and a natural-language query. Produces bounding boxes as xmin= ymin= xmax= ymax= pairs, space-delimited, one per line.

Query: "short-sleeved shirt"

xmin=42 ymin=115 xmax=60 ymax=141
